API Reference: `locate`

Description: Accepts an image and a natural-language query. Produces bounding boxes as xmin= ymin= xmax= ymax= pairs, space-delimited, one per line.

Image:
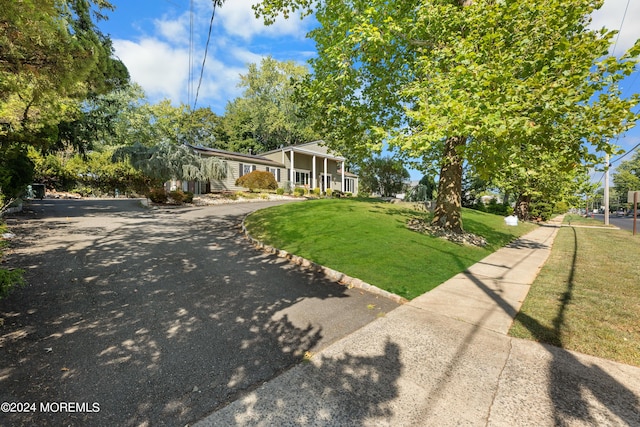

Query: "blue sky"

xmin=97 ymin=0 xmax=640 ymax=182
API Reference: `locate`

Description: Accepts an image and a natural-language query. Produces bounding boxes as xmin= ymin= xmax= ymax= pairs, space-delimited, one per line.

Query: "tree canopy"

xmin=0 ymin=0 xmax=129 ymax=149
xmin=356 ymin=156 xmax=410 ymax=197
xmin=613 ymin=151 xmax=640 ymax=202
xmin=216 ymin=56 xmax=320 ymax=154
xmin=254 ymin=0 xmax=640 ymax=231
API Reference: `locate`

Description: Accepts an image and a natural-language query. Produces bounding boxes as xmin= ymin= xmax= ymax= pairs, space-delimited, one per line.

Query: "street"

xmin=0 ymin=199 xmax=399 ymax=426
xmin=592 ymin=213 xmax=638 ymax=232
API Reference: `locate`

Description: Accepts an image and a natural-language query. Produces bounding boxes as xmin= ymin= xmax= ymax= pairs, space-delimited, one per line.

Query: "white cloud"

xmin=113 ymin=38 xmax=189 ymax=102
xmin=216 ymin=0 xmax=309 ymax=40
xmin=154 ymin=13 xmax=191 ymax=46
xmin=591 ymin=0 xmax=640 ymax=55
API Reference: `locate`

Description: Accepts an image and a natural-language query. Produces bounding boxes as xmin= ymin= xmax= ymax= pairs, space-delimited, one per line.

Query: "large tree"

xmin=0 ymin=0 xmax=129 ymax=149
xmin=254 ymin=0 xmax=639 ymax=232
xmin=220 ymin=56 xmax=320 ymax=153
xmin=0 ymin=0 xmax=129 ymax=202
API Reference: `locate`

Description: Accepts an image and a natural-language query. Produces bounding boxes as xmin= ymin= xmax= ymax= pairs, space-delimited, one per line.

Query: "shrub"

xmin=276 ymin=188 xmax=285 ymax=195
xmin=169 ymin=190 xmax=186 ymax=204
xmin=184 ymin=191 xmax=194 ymax=203
xmin=293 ymin=187 xmax=305 ymax=197
xmin=554 ymin=201 xmax=569 ymax=214
xmin=71 ymin=187 xmax=93 ymax=198
xmin=313 ymin=188 xmax=321 ymax=196
xmin=529 ymin=201 xmax=553 ymax=221
xmin=235 ymin=170 xmax=278 ymax=192
xmin=148 ymin=188 xmax=168 ymax=203
xmin=486 ymin=198 xmax=510 ymax=216
xmin=326 ymin=188 xmax=333 ymax=197
xmin=0 ymin=268 xmax=25 ymax=300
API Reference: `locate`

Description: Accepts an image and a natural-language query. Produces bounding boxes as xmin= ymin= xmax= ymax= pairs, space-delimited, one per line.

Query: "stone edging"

xmin=240 ymin=218 xmax=408 ymax=305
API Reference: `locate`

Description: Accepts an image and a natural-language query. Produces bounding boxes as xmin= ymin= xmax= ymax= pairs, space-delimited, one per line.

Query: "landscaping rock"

xmin=407 ymin=218 xmax=487 ymax=247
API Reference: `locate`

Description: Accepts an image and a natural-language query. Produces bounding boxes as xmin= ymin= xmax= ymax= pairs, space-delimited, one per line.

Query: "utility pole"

xmin=604 ymin=153 xmax=610 ymax=225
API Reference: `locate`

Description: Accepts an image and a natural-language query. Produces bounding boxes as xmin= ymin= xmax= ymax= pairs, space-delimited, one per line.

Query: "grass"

xmin=509 ymin=226 xmax=640 ymax=366
xmin=563 ymin=214 xmax=615 ymax=227
xmin=0 ymin=222 xmax=26 ymax=299
xmin=245 ymin=198 xmax=536 ymax=300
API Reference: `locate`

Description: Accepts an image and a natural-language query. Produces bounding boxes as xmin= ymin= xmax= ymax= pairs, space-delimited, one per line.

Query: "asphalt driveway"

xmin=0 ymin=199 xmax=399 ymax=426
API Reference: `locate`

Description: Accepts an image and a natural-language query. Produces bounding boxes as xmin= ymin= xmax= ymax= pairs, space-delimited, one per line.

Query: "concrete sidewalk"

xmin=196 ymin=218 xmax=640 ymax=426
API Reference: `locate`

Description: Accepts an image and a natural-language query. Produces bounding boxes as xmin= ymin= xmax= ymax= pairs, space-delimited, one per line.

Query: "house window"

xmin=295 ymin=171 xmax=310 ymax=185
xmin=344 ymin=178 xmax=355 ymax=193
xmin=266 ymin=167 xmax=281 ymax=182
xmin=239 ymin=163 xmax=256 ymax=177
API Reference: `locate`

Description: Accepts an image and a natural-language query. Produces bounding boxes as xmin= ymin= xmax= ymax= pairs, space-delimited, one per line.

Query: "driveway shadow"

xmin=196 ymin=339 xmax=402 ymax=426
xmin=0 ymin=201 xmax=398 ymax=426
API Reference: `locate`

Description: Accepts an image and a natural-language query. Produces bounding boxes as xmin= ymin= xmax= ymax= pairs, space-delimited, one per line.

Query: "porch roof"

xmin=262 ymin=140 xmax=346 ymax=162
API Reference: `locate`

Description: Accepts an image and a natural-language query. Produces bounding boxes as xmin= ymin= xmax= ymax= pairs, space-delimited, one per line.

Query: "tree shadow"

xmin=507 ymin=227 xmax=639 ymax=424
xmin=0 ymin=200 xmax=399 ymax=426
xmin=195 ymin=339 xmax=402 ymax=426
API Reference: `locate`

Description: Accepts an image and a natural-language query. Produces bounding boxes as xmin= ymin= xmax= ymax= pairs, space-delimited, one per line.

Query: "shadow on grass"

xmin=508 ymin=227 xmax=640 ymax=425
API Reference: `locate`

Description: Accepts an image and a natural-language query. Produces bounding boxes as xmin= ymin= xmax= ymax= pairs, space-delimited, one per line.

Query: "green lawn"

xmin=510 ymin=226 xmax=640 ymax=366
xmin=245 ymin=198 xmax=536 ymax=300
xmin=563 ymin=214 xmax=615 ymax=227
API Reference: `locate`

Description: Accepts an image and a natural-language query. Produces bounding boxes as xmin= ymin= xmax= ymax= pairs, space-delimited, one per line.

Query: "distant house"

xmin=180 ymin=141 xmax=358 ymax=195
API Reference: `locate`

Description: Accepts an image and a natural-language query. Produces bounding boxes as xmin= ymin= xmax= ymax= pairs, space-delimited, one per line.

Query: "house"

xmin=261 ymin=141 xmax=358 ymax=195
xmin=184 ymin=141 xmax=358 ymax=195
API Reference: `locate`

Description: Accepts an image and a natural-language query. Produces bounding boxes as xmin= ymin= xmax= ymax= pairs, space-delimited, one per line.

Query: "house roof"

xmin=188 ymin=145 xmax=284 ymax=168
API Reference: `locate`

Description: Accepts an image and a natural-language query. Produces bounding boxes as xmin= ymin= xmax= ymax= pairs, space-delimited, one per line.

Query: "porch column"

xmin=290 ymin=149 xmax=295 ymax=184
xmin=341 ymin=161 xmax=345 ymax=192
xmin=312 ymin=155 xmax=317 ymax=190
xmin=323 ymin=157 xmax=328 ymax=191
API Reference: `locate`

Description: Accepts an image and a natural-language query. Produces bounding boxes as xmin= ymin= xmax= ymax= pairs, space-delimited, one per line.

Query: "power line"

xmin=193 ymin=1 xmax=218 ymax=110
xmin=610 ymin=141 xmax=640 ymax=165
xmin=610 ymin=0 xmax=631 ymax=56
xmin=188 ymin=0 xmax=195 ymax=107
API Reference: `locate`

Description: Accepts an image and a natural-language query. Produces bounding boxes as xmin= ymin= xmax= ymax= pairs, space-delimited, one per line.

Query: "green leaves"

xmin=113 ymin=142 xmax=227 ymax=183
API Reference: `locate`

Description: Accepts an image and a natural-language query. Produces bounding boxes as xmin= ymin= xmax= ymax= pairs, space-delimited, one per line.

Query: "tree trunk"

xmin=432 ymin=135 xmax=466 ymax=233
xmin=515 ymin=194 xmax=531 ymax=221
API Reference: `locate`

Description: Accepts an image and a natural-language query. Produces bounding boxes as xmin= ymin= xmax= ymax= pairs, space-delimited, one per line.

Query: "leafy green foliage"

xmin=0 ymin=145 xmax=34 ymax=206
xmin=405 ymin=185 xmax=431 ymax=202
xmin=0 ymin=268 xmax=25 ymax=300
xmin=216 ymin=57 xmax=320 ymax=154
xmin=613 ymin=151 xmax=640 ymax=200
xmin=148 ymin=188 xmax=168 ymax=203
xmin=235 ymin=170 xmax=278 ymax=191
xmin=356 ymin=156 xmax=409 ymax=197
xmin=254 ymin=0 xmax=640 ymax=231
xmin=29 ymin=148 xmax=152 ymax=196
xmin=0 ymin=224 xmax=25 ymax=299
xmin=113 ymin=142 xmax=227 ymax=183
xmin=0 ymin=0 xmax=129 ymax=152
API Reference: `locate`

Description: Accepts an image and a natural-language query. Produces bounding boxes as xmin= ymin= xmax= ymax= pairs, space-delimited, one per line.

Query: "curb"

xmin=240 ymin=217 xmax=408 ymax=305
